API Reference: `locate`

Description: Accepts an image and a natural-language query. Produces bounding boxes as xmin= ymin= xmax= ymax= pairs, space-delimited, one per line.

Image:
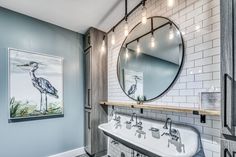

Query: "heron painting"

xmin=124 ymin=69 xmax=143 ymax=99
xmin=9 ymin=48 xmax=63 ymax=121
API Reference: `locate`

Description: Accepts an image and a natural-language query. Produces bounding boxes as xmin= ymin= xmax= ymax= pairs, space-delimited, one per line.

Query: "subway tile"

xmin=195 ymin=73 xmax=213 ymax=81
xmin=195 ymin=57 xmax=213 ymax=66
xmin=203 ymin=47 xmax=220 ymax=57
xmin=212 ymin=120 xmax=221 ymax=129
xmin=203 ymin=63 xmax=220 ymax=72
xmin=203 ymin=127 xmax=220 ymax=137
xmin=187 ymin=81 xmax=203 ymax=89
xmin=180 ymin=116 xmax=194 ymax=124
xmin=195 ymin=41 xmax=213 ymax=52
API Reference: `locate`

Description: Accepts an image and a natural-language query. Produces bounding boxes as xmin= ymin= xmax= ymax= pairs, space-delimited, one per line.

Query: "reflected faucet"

xmin=113 ymin=112 xmax=121 ymax=129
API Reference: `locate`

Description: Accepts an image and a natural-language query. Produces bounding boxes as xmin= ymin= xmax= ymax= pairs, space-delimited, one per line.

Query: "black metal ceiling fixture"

xmin=107 ymin=0 xmax=147 ymax=34
xmin=108 ymin=0 xmax=148 ymax=46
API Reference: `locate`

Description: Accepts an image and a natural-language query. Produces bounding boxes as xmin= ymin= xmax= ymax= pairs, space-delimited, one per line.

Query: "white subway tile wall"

xmin=107 ymin=0 xmax=221 ymax=156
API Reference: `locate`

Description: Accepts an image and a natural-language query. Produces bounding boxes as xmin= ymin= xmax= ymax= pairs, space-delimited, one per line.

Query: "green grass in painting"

xmin=10 ymin=97 xmax=63 ymax=119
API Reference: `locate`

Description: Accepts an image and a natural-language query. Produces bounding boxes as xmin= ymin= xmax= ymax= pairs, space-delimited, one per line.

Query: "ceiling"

xmin=0 ymin=0 xmax=140 ymax=34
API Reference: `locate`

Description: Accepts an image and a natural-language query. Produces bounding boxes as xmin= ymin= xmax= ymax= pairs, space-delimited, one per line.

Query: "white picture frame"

xmin=8 ymin=48 xmax=64 ymax=122
xmin=200 ymin=92 xmax=221 ymax=110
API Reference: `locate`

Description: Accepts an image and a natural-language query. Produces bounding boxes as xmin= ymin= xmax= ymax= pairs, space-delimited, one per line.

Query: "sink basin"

xmin=99 ymin=114 xmax=204 ymax=157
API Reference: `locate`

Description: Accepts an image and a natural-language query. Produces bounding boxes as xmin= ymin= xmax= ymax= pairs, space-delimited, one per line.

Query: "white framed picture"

xmin=8 ymin=48 xmax=64 ymax=122
xmin=200 ymin=92 xmax=221 ymax=110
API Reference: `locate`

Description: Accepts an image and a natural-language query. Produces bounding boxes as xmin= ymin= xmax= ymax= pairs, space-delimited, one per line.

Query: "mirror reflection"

xmin=117 ymin=16 xmax=184 ymax=102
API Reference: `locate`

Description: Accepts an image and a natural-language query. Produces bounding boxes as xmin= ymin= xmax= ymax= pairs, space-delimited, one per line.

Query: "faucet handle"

xmin=113 ymin=115 xmax=121 ymax=122
xmin=137 ymin=125 xmax=143 ymax=130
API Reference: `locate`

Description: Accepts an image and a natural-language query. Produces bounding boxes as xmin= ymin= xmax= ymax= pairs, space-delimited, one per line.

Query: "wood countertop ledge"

xmin=100 ymin=101 xmax=220 ymax=116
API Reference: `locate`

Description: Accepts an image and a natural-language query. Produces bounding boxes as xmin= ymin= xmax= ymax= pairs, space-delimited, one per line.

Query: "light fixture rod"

xmin=107 ymin=0 xmax=147 ymax=33
xmin=126 ymin=21 xmax=171 ymax=47
xmin=142 ymin=0 xmax=146 ymax=6
xmin=125 ymin=0 xmax=128 ymax=21
xmin=151 ymin=17 xmax=154 ymax=34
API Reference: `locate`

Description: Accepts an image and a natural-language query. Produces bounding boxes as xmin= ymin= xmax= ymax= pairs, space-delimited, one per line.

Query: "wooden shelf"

xmin=100 ymin=101 xmax=220 ymax=116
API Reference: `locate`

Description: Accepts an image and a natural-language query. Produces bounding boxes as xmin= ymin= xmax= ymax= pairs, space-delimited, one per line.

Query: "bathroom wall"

xmin=107 ymin=0 xmax=220 ymax=156
xmin=0 ymin=7 xmax=84 ymax=157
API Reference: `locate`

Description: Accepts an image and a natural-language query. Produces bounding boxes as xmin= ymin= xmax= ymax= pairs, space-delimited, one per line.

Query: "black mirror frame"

xmin=116 ymin=16 xmax=185 ymax=103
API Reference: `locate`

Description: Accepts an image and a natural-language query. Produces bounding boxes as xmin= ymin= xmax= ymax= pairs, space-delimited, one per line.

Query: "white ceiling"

xmin=0 ymin=0 xmax=141 ymax=34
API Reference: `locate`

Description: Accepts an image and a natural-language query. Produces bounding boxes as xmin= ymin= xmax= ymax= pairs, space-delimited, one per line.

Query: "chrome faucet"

xmin=131 ymin=113 xmax=142 ymax=128
xmin=163 ymin=118 xmax=172 ymax=135
xmin=162 ymin=118 xmax=185 ymax=152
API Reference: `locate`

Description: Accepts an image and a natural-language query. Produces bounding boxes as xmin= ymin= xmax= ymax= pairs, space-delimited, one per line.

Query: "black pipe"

xmin=125 ymin=0 xmax=128 ymax=21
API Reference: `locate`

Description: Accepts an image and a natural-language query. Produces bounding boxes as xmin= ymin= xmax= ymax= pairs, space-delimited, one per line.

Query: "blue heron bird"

xmin=18 ymin=61 xmax=59 ymax=112
xmin=127 ymin=75 xmax=141 ymax=96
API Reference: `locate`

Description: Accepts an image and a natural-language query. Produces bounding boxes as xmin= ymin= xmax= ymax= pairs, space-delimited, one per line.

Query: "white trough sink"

xmin=99 ymin=114 xmax=204 ymax=157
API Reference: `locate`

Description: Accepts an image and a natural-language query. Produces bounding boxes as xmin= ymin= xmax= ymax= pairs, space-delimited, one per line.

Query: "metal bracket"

xmin=200 ymin=115 xmax=206 ymax=123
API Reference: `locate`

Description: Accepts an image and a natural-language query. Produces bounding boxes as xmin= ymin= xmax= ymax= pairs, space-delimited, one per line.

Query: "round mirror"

xmin=117 ymin=16 xmax=184 ymax=102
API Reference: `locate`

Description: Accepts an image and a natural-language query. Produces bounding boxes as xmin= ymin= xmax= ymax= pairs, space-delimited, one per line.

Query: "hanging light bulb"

xmin=141 ymin=7 xmax=147 ymax=24
xmin=169 ymin=24 xmax=174 ymax=40
xmin=124 ymin=0 xmax=129 ymax=36
xmin=151 ymin=33 xmax=155 ymax=48
xmin=111 ymin=29 xmax=115 ymax=45
xmin=195 ymin=24 xmax=201 ymax=32
xmin=124 ymin=20 xmax=129 ymax=36
xmin=101 ymin=36 xmax=106 ymax=52
xmin=167 ymin=0 xmax=175 ymax=8
xmin=125 ymin=47 xmax=129 ymax=59
xmin=136 ymin=39 xmax=141 ymax=54
xmin=169 ymin=30 xmax=174 ymax=40
xmin=141 ymin=1 xmax=147 ymax=24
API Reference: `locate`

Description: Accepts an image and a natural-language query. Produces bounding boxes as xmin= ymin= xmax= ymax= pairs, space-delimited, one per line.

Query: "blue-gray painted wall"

xmin=0 ymin=7 xmax=84 ymax=157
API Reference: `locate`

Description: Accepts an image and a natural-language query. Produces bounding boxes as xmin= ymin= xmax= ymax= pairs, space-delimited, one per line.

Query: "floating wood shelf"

xmin=100 ymin=101 xmax=220 ymax=116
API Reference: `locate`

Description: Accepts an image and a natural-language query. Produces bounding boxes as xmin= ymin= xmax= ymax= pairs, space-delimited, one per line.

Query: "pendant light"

xmin=101 ymin=35 xmax=106 ymax=52
xmin=141 ymin=0 xmax=147 ymax=24
xmin=125 ymin=47 xmax=129 ymax=59
xmin=124 ymin=21 xmax=129 ymax=36
xmin=136 ymin=39 xmax=141 ymax=54
xmin=151 ymin=33 xmax=155 ymax=48
xmin=169 ymin=23 xmax=174 ymax=40
xmin=150 ymin=18 xmax=155 ymax=48
xmin=111 ymin=28 xmax=115 ymax=45
xmin=124 ymin=0 xmax=129 ymax=36
xmin=167 ymin=0 xmax=175 ymax=8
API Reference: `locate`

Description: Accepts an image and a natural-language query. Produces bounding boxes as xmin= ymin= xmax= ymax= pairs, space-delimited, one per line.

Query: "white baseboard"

xmin=49 ymin=147 xmax=85 ymax=157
